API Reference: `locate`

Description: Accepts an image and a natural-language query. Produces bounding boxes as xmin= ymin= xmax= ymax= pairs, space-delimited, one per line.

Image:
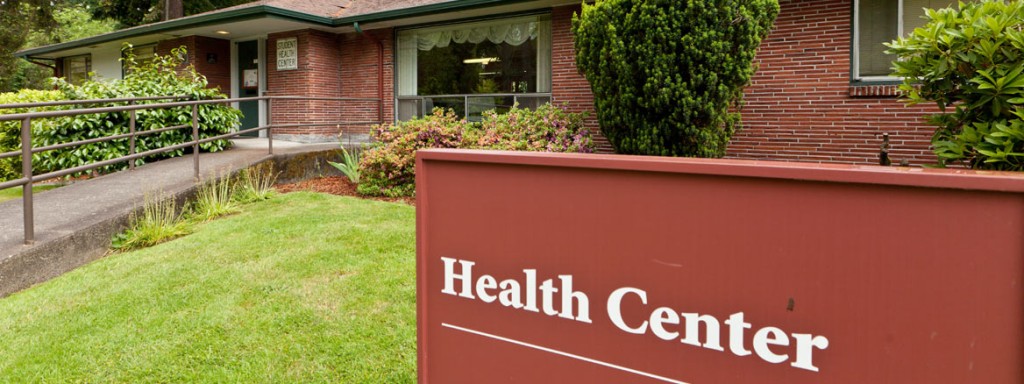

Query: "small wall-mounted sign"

xmin=276 ymin=37 xmax=298 ymax=70
xmin=243 ymin=69 xmax=258 ymax=89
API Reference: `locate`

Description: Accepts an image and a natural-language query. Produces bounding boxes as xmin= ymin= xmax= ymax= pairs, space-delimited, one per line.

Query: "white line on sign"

xmin=440 ymin=322 xmax=691 ymax=384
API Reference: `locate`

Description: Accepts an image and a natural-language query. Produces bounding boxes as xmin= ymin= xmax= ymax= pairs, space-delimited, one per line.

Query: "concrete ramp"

xmin=0 ymin=139 xmax=342 ymax=297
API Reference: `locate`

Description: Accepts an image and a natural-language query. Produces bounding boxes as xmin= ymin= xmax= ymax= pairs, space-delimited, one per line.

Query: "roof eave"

xmin=16 ymin=5 xmax=334 ymax=58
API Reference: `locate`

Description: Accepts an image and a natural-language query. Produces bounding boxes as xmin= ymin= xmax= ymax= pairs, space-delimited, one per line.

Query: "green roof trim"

xmin=17 ymin=0 xmax=547 ymax=58
xmin=332 ymin=0 xmax=539 ymax=24
xmin=16 ymin=5 xmax=334 ymax=58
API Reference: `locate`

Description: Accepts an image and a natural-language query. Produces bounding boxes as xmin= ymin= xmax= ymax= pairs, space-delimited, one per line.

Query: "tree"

xmin=887 ymin=0 xmax=1024 ymax=171
xmin=1 ymin=1 xmax=116 ymax=92
xmin=0 ymin=0 xmax=58 ymax=91
xmin=92 ymin=0 xmax=251 ymax=28
xmin=572 ymin=0 xmax=779 ymax=157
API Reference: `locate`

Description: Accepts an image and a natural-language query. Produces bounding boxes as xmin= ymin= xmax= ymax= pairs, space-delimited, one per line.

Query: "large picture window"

xmin=63 ymin=54 xmax=91 ymax=85
xmin=396 ymin=15 xmax=552 ymax=121
xmin=854 ymin=0 xmax=955 ymax=81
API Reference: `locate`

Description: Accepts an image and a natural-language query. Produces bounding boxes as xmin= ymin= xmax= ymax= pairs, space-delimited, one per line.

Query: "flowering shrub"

xmin=468 ymin=104 xmax=594 ymax=153
xmin=357 ymin=109 xmax=465 ymax=197
xmin=357 ymin=104 xmax=594 ymax=197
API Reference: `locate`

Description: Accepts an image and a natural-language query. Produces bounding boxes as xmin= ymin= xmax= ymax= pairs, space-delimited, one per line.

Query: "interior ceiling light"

xmin=463 ymin=57 xmax=499 ymax=65
xmin=215 ymin=30 xmax=231 ymax=35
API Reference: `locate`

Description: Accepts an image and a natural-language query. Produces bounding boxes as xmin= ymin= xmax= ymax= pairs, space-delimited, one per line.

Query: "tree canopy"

xmin=92 ymin=0 xmax=252 ymax=28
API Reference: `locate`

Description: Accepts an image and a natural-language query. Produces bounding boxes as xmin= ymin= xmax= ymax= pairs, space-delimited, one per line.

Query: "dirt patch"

xmin=275 ymin=176 xmax=414 ymax=205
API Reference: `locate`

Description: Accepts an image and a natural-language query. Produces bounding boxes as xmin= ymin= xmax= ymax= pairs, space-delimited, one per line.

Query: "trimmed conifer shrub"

xmin=572 ymin=0 xmax=779 ymax=157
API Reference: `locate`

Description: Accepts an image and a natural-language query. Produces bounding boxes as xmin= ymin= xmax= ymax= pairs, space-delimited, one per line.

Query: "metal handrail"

xmin=0 ymin=95 xmax=192 ymax=110
xmin=0 ymin=95 xmax=382 ymax=245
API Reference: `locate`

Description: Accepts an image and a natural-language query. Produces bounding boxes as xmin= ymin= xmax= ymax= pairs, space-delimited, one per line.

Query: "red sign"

xmin=416 ymin=149 xmax=1024 ymax=383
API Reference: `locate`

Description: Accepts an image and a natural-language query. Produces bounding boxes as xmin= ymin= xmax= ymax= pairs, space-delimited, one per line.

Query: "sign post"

xmin=416 ymin=149 xmax=1024 ymax=383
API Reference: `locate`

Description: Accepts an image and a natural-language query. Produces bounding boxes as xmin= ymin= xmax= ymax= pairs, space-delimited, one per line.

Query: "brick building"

xmin=16 ymin=0 xmax=943 ymax=165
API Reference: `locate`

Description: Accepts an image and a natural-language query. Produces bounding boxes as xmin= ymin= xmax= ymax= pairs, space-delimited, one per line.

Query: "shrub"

xmin=467 ymin=104 xmax=594 ymax=153
xmin=358 ymin=108 xmax=465 ymax=198
xmin=0 ymin=45 xmax=240 ymax=181
xmin=887 ymin=0 xmax=1024 ymax=170
xmin=0 ymin=89 xmax=64 ymax=180
xmin=572 ymin=0 xmax=779 ymax=157
xmin=358 ymin=105 xmax=594 ymax=198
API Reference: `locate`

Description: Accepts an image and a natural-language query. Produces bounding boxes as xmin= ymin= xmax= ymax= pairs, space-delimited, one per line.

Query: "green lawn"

xmin=0 ymin=192 xmax=416 ymax=383
xmin=0 ymin=184 xmax=59 ymax=203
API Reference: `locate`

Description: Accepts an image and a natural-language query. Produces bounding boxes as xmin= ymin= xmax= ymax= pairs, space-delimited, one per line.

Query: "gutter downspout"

xmin=354 ymin=22 xmax=384 ymax=124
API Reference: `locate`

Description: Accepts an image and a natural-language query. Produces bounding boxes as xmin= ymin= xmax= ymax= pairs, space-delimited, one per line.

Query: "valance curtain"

xmin=397 ymin=16 xmax=552 ymax=97
xmin=414 ymin=22 xmax=539 ymax=51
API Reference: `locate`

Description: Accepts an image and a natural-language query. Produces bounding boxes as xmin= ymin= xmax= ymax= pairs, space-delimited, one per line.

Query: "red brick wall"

xmin=192 ymin=37 xmax=231 ymax=93
xmin=729 ymin=0 xmax=940 ymax=165
xmin=266 ymin=29 xmax=345 ymax=139
xmin=156 ymin=36 xmax=231 ymax=92
xmin=337 ymin=29 xmax=394 ymax=139
xmin=551 ymin=5 xmax=609 ymax=152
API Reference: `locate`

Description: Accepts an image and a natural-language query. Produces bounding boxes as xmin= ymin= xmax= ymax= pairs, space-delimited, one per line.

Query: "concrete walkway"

xmin=0 ymin=138 xmax=341 ymax=297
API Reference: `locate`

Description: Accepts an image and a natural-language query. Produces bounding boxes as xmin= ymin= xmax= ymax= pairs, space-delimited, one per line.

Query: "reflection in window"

xmin=63 ymin=55 xmax=91 ymax=85
xmin=397 ymin=15 xmax=552 ymax=121
xmin=122 ymin=44 xmax=157 ymax=76
xmin=855 ymin=0 xmax=956 ymax=80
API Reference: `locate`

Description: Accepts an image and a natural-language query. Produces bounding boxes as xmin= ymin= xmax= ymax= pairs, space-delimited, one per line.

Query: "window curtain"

xmin=397 ymin=16 xmax=551 ymax=97
xmin=414 ymin=22 xmax=539 ymax=50
xmin=857 ymin=0 xmax=898 ymax=77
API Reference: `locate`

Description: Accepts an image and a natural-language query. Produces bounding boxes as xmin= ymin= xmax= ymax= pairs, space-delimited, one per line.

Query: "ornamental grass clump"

xmin=112 ymin=193 xmax=191 ymax=251
xmin=357 ymin=105 xmax=594 ymax=198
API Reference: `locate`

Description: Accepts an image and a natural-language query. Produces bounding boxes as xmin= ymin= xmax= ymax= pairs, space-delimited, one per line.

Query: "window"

xmin=122 ymin=44 xmax=157 ymax=75
xmin=62 ymin=55 xmax=91 ymax=85
xmin=396 ymin=15 xmax=552 ymax=121
xmin=854 ymin=0 xmax=956 ymax=81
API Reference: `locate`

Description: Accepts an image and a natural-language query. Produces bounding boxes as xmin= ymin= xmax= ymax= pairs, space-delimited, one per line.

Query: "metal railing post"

xmin=267 ymin=97 xmax=273 ymax=155
xmin=21 ymin=118 xmax=34 ymax=245
xmin=128 ymin=100 xmax=136 ymax=170
xmin=192 ymin=104 xmax=199 ymax=181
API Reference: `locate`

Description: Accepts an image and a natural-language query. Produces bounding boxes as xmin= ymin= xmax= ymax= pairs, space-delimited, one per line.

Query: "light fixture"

xmin=463 ymin=57 xmax=499 ymax=65
xmin=215 ymin=30 xmax=230 ymax=35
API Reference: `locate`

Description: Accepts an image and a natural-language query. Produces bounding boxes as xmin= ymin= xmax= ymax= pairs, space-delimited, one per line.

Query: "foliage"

xmin=887 ymin=0 xmax=1024 ymax=170
xmin=0 ymin=46 xmax=240 ymax=181
xmin=0 ymin=193 xmax=416 ymax=382
xmin=572 ymin=0 xmax=779 ymax=157
xmin=232 ymin=162 xmax=277 ymax=203
xmin=92 ymin=0 xmax=253 ymax=28
xmin=1 ymin=2 xmax=116 ymax=92
xmin=0 ymin=89 xmax=64 ymax=180
xmin=358 ymin=109 xmax=465 ymax=198
xmin=329 ymin=144 xmax=363 ymax=184
xmin=112 ymin=193 xmax=191 ymax=251
xmin=466 ymin=104 xmax=594 ymax=153
xmin=358 ymin=105 xmax=594 ymax=198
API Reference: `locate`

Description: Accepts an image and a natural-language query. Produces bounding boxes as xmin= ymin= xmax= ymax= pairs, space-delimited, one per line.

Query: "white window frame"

xmin=852 ymin=0 xmax=910 ymax=82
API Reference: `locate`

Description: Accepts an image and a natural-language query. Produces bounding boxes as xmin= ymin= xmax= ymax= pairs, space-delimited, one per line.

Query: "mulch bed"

xmin=275 ymin=176 xmax=414 ymax=205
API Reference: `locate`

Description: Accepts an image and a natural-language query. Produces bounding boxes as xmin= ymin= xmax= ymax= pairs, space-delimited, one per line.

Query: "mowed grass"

xmin=0 ymin=184 xmax=59 ymax=203
xmin=0 ymin=192 xmax=416 ymax=383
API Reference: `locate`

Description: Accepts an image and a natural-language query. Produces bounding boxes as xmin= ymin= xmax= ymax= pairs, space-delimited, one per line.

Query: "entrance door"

xmin=237 ymin=40 xmax=260 ymax=137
